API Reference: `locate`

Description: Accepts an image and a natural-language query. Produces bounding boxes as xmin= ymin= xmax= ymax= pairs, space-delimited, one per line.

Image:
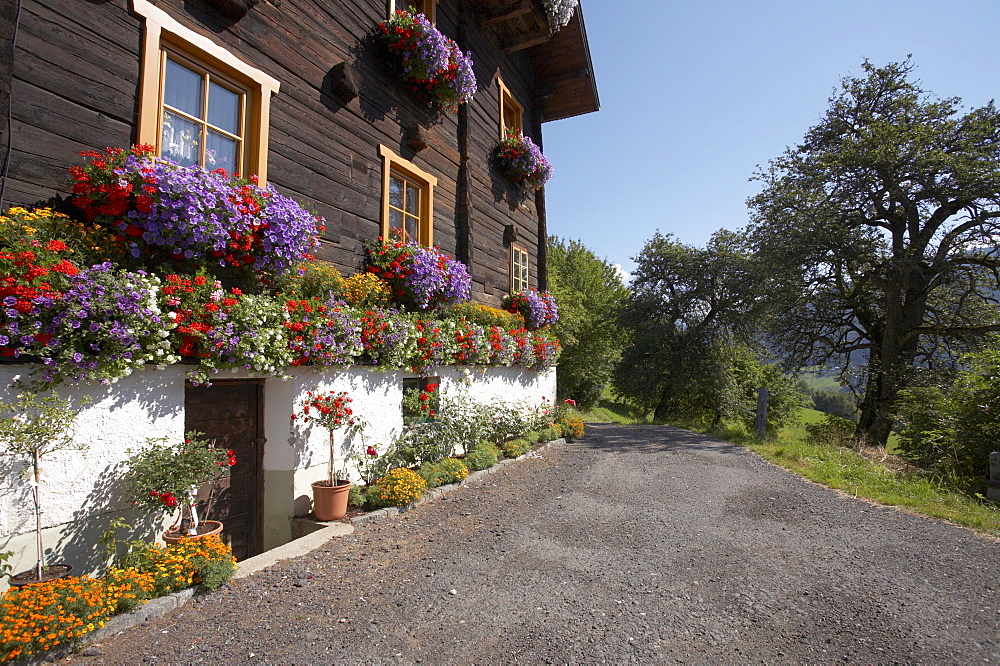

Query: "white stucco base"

xmin=0 ymin=363 xmax=555 ymax=587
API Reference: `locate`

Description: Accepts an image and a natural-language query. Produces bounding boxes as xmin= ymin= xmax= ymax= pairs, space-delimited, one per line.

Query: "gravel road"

xmin=71 ymin=424 xmax=1000 ymax=664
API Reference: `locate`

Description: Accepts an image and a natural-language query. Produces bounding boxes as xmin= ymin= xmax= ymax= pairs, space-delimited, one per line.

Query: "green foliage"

xmin=809 ymin=388 xmax=858 ymax=421
xmin=463 ymin=442 xmax=500 ymax=470
xmin=894 ymin=348 xmax=1000 ymax=489
xmin=548 ymin=236 xmax=628 ymax=410
xmin=123 ymin=431 xmax=234 ymax=517
xmin=748 ymin=59 xmax=1000 ymax=446
xmin=417 ymin=457 xmax=469 ymax=488
xmin=347 ymin=483 xmax=366 ymax=507
xmin=536 ymin=426 xmax=560 ymax=442
xmin=441 ymin=302 xmax=525 ymax=329
xmin=274 ymin=260 xmax=345 ymax=301
xmin=499 ymin=438 xmax=532 ymax=458
xmin=0 ymin=391 xmax=88 ymax=460
xmin=805 ymin=414 xmax=860 ymax=449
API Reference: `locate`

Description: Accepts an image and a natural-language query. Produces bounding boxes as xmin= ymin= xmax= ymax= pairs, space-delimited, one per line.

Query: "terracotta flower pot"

xmin=163 ymin=519 xmax=224 ymax=545
xmin=312 ymin=479 xmax=351 ymax=521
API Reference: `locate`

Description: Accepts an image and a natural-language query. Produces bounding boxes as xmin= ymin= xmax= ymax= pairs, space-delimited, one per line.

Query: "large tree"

xmin=548 ymin=237 xmax=628 ymax=410
xmin=748 ymin=60 xmax=1000 ymax=446
xmin=615 ymin=230 xmax=800 ymax=431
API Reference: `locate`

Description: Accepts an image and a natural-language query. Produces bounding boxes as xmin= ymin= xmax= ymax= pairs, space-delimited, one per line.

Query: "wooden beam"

xmin=482 ymin=1 xmax=533 ymax=27
xmin=503 ymin=31 xmax=550 ymax=54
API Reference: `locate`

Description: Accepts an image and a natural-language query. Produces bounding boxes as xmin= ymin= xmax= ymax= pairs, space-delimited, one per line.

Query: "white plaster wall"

xmin=0 ymin=365 xmax=186 ymax=541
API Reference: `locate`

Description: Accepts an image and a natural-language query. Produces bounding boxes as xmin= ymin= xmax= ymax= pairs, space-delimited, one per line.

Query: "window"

xmin=511 ymin=244 xmax=529 ymax=293
xmin=132 ymin=0 xmax=280 ymax=181
xmin=498 ymin=78 xmax=523 ymax=139
xmin=379 ymin=145 xmax=437 ymax=246
xmin=159 ymin=52 xmax=246 ymax=172
xmin=389 ymin=0 xmax=436 ymax=23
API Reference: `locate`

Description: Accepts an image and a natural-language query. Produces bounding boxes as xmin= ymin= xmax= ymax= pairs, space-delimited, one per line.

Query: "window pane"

xmin=405 ymin=183 xmax=419 ymax=216
xmin=161 ymin=110 xmax=201 ymax=167
xmin=389 ymin=175 xmax=404 ymax=210
xmin=208 ymin=81 xmax=240 ymax=135
xmin=164 ymin=58 xmax=203 ymax=118
xmin=206 ymin=130 xmax=238 ymax=173
xmin=389 ymin=208 xmax=404 ymax=230
xmin=405 ymin=214 xmax=418 ymax=240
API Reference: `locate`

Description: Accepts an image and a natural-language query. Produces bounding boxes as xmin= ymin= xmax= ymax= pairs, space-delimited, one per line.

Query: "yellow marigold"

xmin=343 ymin=272 xmax=392 ymax=308
xmin=371 ymin=467 xmax=427 ymax=506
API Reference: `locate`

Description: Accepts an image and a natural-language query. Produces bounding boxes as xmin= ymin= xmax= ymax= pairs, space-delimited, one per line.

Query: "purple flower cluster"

xmin=33 ymin=263 xmax=176 ymax=385
xmin=120 ymin=158 xmax=321 ymax=275
xmin=288 ymin=300 xmax=365 ymax=367
xmin=379 ymin=10 xmax=477 ymax=113
xmin=494 ymin=134 xmax=553 ymax=190
xmin=405 ymin=245 xmax=472 ymax=310
xmin=504 ymin=289 xmax=559 ymax=329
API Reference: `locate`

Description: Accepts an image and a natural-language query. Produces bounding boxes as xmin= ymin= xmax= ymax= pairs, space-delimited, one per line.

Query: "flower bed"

xmin=0 ymin=536 xmax=235 ymax=663
xmin=377 ymin=9 xmax=477 ymax=113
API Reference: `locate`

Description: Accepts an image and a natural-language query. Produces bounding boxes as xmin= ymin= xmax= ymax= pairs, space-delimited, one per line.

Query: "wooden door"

xmin=184 ymin=381 xmax=264 ymax=560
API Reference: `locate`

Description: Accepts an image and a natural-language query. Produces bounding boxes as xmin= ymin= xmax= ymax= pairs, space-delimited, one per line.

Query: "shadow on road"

xmin=577 ymin=422 xmax=748 ymax=458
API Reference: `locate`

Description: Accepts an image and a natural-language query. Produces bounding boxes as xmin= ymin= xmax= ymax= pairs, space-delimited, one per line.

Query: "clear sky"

xmin=542 ymin=0 xmax=1000 ymax=276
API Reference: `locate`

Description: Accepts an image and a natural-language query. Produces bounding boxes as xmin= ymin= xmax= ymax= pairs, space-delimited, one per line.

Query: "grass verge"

xmin=588 ymin=398 xmax=1000 ymax=537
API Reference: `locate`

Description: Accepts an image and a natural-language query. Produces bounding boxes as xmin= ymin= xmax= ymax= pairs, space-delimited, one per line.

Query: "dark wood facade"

xmin=0 ymin=0 xmax=598 ymax=303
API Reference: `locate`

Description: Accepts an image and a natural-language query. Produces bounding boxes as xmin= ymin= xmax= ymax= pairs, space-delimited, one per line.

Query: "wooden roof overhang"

xmin=530 ymin=8 xmax=599 ymax=122
xmin=473 ymin=0 xmax=600 ymax=122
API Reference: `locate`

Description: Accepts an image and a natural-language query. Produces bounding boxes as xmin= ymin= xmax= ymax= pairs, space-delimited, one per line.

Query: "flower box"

xmin=377 ymin=10 xmax=477 ymax=113
xmin=493 ymin=134 xmax=553 ymax=190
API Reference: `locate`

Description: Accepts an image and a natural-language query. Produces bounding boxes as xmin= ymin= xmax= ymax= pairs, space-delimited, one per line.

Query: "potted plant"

xmin=292 ymin=389 xmax=364 ymax=521
xmin=123 ymin=431 xmax=236 ymax=541
xmin=493 ymin=133 xmax=553 ymax=190
xmin=0 ymin=391 xmax=90 ymax=585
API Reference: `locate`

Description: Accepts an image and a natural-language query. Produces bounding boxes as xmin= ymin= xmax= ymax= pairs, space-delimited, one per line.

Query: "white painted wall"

xmin=0 ymin=362 xmax=555 ymax=583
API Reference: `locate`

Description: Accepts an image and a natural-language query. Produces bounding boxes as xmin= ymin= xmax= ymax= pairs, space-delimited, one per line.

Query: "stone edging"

xmin=43 ymin=437 xmax=569 ymax=662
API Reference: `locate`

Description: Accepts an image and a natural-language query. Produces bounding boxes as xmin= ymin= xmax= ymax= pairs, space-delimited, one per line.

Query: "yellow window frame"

xmin=498 ymin=77 xmax=523 ymax=140
xmin=388 ymin=0 xmax=437 ymax=23
xmin=510 ymin=243 xmax=529 ymax=293
xmin=379 ymin=145 xmax=437 ymax=247
xmin=131 ymin=0 xmax=280 ymax=182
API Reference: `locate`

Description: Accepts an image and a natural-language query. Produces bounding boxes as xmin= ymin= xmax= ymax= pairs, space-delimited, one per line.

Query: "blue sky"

xmin=542 ymin=0 xmax=1000 ymax=276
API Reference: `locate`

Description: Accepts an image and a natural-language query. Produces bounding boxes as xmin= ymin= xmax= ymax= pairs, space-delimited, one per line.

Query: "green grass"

xmin=585 ymin=397 xmax=1000 ymax=537
xmin=578 ymin=393 xmax=649 ymax=424
xmin=798 ymin=371 xmax=845 ymax=394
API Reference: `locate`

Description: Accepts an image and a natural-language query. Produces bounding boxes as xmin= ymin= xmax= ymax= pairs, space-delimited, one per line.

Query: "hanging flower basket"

xmin=493 ymin=133 xmax=553 ymax=190
xmin=541 ymin=0 xmax=578 ymax=32
xmin=377 ymin=9 xmax=477 ymax=113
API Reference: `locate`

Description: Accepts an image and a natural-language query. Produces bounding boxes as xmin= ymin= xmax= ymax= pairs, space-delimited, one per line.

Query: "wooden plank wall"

xmin=5 ymin=0 xmax=546 ymax=305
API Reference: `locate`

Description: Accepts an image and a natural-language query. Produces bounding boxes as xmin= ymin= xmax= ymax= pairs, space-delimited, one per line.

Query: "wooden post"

xmin=988 ymin=452 xmax=1000 ymax=505
xmin=755 ymin=387 xmax=768 ymax=438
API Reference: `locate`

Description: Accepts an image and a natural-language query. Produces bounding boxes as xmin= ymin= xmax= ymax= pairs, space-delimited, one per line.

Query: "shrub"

xmin=537 ymin=425 xmax=561 ymax=442
xmin=103 ymin=567 xmax=156 ymax=614
xmin=443 ymin=302 xmax=525 ymax=329
xmin=524 ymin=431 xmax=541 ymax=444
xmin=805 ymin=414 xmax=860 ymax=449
xmin=416 ymin=461 xmax=445 ymax=488
xmin=120 ymin=535 xmax=235 ymax=596
xmin=464 ymin=442 xmax=500 ymax=470
xmin=435 ymin=457 xmax=469 ymax=484
xmin=499 ymin=438 xmax=531 ymax=458
xmin=367 ymin=468 xmax=427 ymax=507
xmin=554 ymin=412 xmax=585 ymax=440
xmin=895 ymin=348 xmax=1000 ymax=488
xmin=342 ymin=272 xmax=392 ymax=308
xmin=277 ymin=261 xmax=345 ymax=301
xmin=348 ymin=484 xmax=366 ymax=507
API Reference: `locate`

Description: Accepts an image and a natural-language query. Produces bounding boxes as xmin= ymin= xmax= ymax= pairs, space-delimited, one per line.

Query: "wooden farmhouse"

xmin=0 ymin=0 xmax=598 ymax=302
xmin=0 ymin=0 xmax=598 ymax=571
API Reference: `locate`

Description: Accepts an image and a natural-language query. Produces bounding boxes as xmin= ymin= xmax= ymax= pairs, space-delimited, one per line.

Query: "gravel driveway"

xmin=71 ymin=424 xmax=1000 ymax=663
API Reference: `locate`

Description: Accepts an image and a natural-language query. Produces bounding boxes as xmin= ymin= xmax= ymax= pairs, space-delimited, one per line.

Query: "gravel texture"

xmin=68 ymin=424 xmax=1000 ymax=664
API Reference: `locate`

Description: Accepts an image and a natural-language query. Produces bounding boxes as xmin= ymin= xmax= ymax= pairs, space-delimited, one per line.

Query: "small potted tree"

xmin=292 ymin=389 xmax=364 ymax=521
xmin=123 ymin=432 xmax=236 ymax=542
xmin=0 ymin=391 xmax=90 ymax=585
